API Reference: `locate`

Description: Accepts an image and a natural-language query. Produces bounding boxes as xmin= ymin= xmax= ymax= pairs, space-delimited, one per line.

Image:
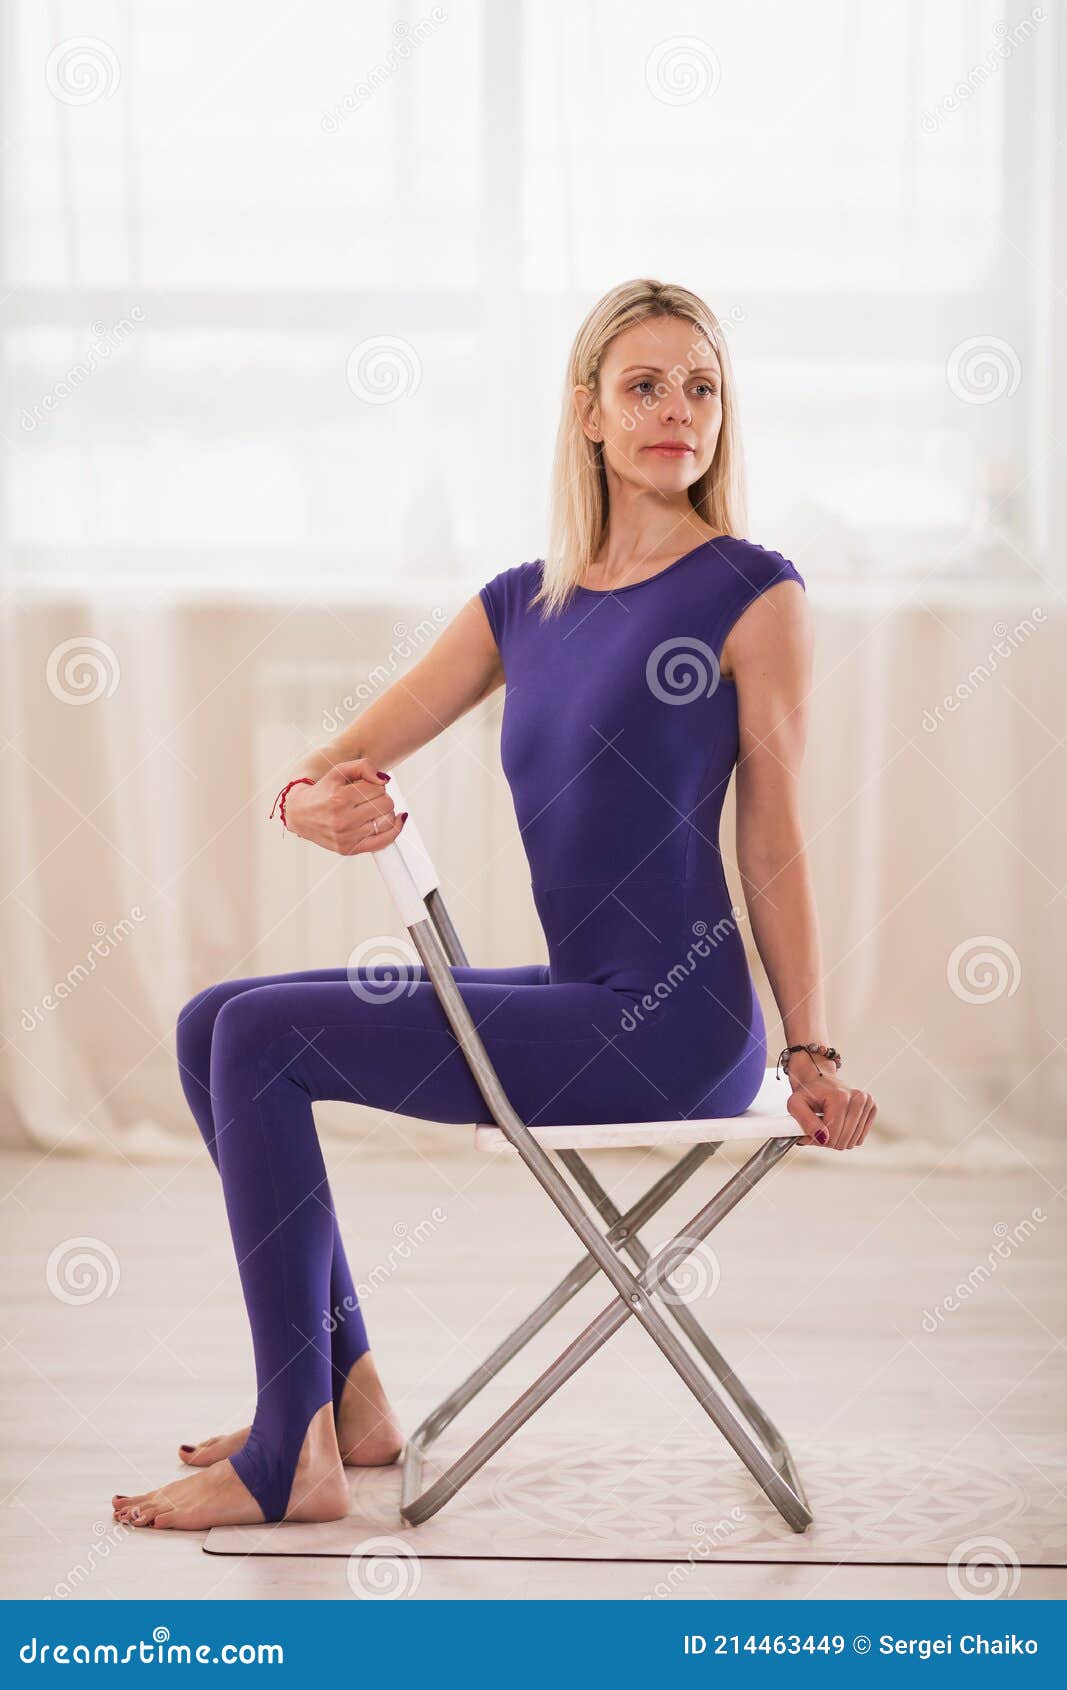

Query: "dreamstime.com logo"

xmin=920 ymin=10 xmax=1046 ymax=134
xmin=946 ymin=1535 xmax=1022 ymax=1599
xmin=346 ymin=1538 xmax=423 ymax=1598
xmin=346 ymin=937 xmax=423 ymax=1002
xmin=20 ymin=1626 xmax=283 ymax=1664
xmin=644 ymin=36 xmax=722 ymax=106
xmin=345 ymin=335 xmax=421 ymax=404
xmin=321 ymin=9 xmax=448 ymax=133
xmin=21 ymin=909 xmax=147 ymax=1032
xmin=44 ymin=36 xmax=121 ymax=104
xmin=651 ymin=1234 xmax=722 ymax=1307
xmin=323 ymin=1209 xmax=448 ymax=1332
xmin=920 ymin=1208 xmax=1046 ymax=1333
xmin=20 ymin=310 xmax=146 ymax=431
xmin=646 ymin=637 xmax=722 ymax=705
xmin=613 ymin=323 xmax=744 ymax=435
xmin=321 ymin=613 xmax=447 ymax=732
xmin=46 ymin=1237 xmax=121 ymax=1306
xmin=620 ymin=912 xmax=744 ymax=1032
xmin=46 ymin=637 xmax=121 ymax=705
xmin=946 ymin=335 xmax=1022 ymax=404
xmin=643 ymin=1508 xmax=747 ymax=1597
xmin=946 ymin=935 xmax=1021 ymax=1004
xmin=51 ymin=1517 xmax=135 ymax=1598
xmin=921 ymin=610 xmax=1046 ymax=732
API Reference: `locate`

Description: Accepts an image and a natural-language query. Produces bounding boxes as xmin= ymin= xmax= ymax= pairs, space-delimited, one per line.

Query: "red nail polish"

xmin=815 ymin=1128 xmax=828 ymax=1144
xmin=399 ymin=811 xmax=409 ymax=822
xmin=377 ymin=770 xmax=391 ymax=780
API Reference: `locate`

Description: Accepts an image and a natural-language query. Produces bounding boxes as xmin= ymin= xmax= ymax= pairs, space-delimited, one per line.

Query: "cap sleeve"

xmin=478 ymin=560 xmax=538 ymax=656
xmin=711 ymin=541 xmax=806 ymax=667
xmin=478 ymin=573 xmax=504 ymax=647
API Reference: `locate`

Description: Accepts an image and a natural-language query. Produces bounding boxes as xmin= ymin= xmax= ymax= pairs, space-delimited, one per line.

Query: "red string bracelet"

xmin=269 ymin=777 xmax=315 ymax=832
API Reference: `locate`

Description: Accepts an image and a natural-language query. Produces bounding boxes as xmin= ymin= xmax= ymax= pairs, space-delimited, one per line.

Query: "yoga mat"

xmin=205 ymin=1430 xmax=1066 ymax=1578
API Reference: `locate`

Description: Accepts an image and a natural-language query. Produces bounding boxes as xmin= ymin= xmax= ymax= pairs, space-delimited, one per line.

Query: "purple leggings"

xmin=174 ymin=956 xmax=714 ymax=1521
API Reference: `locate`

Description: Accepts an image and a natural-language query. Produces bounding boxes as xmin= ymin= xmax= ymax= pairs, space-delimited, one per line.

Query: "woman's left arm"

xmin=726 ymin=581 xmax=877 ymax=1152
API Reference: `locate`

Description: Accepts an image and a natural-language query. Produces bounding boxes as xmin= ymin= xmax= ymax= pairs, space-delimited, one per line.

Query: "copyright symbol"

xmin=853 ymin=1636 xmax=871 ymax=1654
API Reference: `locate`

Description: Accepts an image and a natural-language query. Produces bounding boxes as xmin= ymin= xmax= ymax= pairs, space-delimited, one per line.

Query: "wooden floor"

xmin=2 ymin=1136 xmax=1063 ymax=1601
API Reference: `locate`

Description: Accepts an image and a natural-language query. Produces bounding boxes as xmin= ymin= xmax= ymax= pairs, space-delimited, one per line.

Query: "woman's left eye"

xmin=630 ymin=380 xmax=717 ymax=399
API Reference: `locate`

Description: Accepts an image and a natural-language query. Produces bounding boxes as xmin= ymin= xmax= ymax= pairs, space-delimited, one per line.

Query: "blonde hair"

xmin=532 ymin=278 xmax=747 ymax=617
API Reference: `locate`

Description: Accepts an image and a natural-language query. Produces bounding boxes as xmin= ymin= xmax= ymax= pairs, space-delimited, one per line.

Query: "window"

xmin=4 ymin=0 xmax=1053 ymax=593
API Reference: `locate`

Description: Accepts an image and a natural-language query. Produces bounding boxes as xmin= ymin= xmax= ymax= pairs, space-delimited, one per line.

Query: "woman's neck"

xmin=584 ymin=519 xmax=722 ymax=590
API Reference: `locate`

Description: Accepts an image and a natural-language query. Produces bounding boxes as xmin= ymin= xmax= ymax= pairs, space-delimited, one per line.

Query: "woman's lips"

xmin=644 ymin=444 xmax=694 ymax=456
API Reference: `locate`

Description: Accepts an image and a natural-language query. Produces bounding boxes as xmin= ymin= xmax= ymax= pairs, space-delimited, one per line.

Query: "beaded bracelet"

xmin=775 ymin=1042 xmax=843 ymax=1081
xmin=269 ymin=776 xmax=315 ymax=832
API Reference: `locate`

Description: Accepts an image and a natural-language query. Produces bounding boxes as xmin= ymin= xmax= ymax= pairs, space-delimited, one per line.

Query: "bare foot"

xmin=177 ymin=1352 xmax=404 ymax=1474
xmin=118 ymin=1404 xmax=348 ymax=1529
xmin=336 ymin=1352 xmax=404 ymax=1467
xmin=178 ymin=1427 xmax=250 ymax=1469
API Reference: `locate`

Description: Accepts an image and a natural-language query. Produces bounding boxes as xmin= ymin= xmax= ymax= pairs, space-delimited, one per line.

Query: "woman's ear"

xmin=572 ymin=385 xmax=600 ymax=442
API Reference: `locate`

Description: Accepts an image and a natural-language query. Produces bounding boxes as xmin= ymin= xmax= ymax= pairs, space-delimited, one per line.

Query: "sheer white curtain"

xmin=6 ymin=0 xmax=1053 ymax=589
xmin=2 ymin=0 xmax=1064 ymax=1169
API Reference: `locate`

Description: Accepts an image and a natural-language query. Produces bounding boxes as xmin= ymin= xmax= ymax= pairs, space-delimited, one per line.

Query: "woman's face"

xmin=575 ymin=314 xmax=723 ymax=498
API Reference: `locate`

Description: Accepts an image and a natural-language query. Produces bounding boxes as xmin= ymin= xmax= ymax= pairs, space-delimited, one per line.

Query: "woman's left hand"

xmin=786 ymin=1068 xmax=877 ymax=1150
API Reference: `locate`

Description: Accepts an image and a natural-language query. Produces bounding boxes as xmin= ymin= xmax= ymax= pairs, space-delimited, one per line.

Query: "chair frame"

xmin=372 ymin=780 xmax=812 ymax=1535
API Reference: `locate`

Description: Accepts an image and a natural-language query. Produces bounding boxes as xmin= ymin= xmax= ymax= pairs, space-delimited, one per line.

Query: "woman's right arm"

xmin=282 ymin=594 xmax=503 ymax=855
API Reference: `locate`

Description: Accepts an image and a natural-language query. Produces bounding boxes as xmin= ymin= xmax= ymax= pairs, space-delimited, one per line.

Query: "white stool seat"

xmin=474 ymin=1067 xmax=802 ymax=1153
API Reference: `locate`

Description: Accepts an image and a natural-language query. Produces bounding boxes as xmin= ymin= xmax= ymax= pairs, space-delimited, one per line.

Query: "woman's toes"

xmin=108 ymin=1461 xmax=270 ymax=1531
xmin=122 ymin=1500 xmax=158 ymax=1527
xmin=178 ymin=1429 xmax=249 ymax=1467
xmin=113 ymin=1485 xmax=160 ymax=1520
xmin=150 ymin=1506 xmax=188 ymax=1530
xmin=178 ymin=1438 xmax=214 ymax=1466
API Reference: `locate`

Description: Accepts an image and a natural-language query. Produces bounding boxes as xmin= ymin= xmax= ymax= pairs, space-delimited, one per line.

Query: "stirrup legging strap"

xmin=175 ymin=948 xmax=767 ymax=1521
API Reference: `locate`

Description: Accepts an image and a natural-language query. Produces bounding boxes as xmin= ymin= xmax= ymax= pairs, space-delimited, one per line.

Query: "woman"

xmin=112 ymin=278 xmax=876 ymax=1532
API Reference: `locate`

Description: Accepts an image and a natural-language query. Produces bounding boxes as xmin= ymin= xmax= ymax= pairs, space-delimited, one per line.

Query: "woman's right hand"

xmin=282 ymin=758 xmax=409 ymax=856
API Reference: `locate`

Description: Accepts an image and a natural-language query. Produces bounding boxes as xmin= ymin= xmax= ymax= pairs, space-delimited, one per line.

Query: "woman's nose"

xmin=660 ymin=389 xmax=692 ymax=426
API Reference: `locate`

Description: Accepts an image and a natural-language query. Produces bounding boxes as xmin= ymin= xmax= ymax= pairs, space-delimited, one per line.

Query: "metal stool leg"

xmin=370 ymin=854 xmax=812 ymax=1534
xmin=559 ymin=1148 xmax=811 ymax=1515
xmin=399 ymin=1144 xmax=720 ymax=1466
xmin=402 ymin=1135 xmax=811 ymax=1532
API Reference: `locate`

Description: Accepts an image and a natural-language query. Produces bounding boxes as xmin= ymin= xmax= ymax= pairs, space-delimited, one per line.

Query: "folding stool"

xmin=372 ymin=777 xmax=812 ymax=1535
